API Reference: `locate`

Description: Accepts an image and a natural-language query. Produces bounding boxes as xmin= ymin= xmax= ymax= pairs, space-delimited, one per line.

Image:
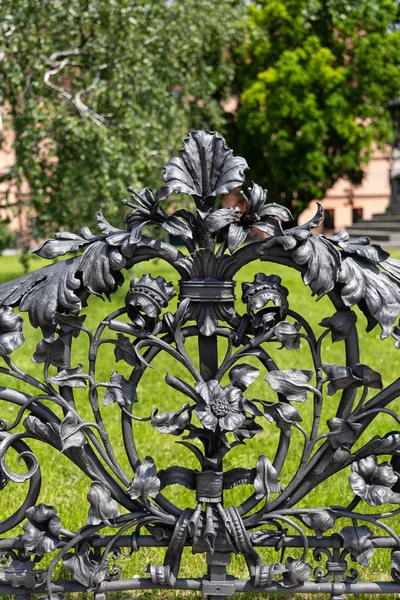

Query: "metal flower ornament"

xmin=2 ymin=131 xmax=400 ymax=598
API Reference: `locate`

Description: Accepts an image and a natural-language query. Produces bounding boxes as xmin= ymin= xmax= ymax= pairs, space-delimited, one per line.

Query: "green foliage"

xmin=229 ymin=0 xmax=400 ymax=215
xmin=1 ymin=0 xmax=244 ymax=234
xmin=0 ymin=219 xmax=14 ymax=254
xmin=18 ymin=245 xmax=31 ymax=274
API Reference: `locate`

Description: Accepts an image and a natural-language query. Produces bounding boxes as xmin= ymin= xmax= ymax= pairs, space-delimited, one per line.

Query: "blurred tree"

xmin=0 ymin=0 xmax=244 ymax=235
xmin=0 ymin=218 xmax=15 ymax=254
xmin=228 ymin=0 xmax=400 ymax=216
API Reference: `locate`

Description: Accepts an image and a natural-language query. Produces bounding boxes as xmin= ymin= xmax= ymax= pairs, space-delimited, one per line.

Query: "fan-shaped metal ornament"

xmin=1 ymin=131 xmax=400 ymax=599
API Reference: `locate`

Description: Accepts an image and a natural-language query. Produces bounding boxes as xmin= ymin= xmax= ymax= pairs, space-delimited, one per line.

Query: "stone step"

xmin=371 ymin=212 xmax=400 ymax=222
xmin=343 ymin=229 xmax=392 ymax=241
xmin=347 ymin=221 xmax=400 ymax=231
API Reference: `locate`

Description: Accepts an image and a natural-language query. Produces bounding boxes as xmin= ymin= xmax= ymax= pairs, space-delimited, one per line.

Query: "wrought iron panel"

xmin=1 ymin=131 xmax=400 ymax=599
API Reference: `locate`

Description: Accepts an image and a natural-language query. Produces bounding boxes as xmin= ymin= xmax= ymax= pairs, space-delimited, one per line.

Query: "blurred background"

xmin=2 ymin=0 xmax=400 ymax=263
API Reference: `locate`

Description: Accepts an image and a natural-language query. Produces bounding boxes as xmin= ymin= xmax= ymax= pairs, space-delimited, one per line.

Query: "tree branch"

xmin=42 ymin=50 xmax=107 ymax=127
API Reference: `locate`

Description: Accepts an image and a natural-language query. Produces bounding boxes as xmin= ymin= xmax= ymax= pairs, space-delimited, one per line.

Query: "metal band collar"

xmin=179 ymin=279 xmax=236 ymax=303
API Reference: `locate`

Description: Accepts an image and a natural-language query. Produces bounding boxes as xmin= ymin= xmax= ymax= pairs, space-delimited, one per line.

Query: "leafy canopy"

xmin=229 ymin=0 xmax=400 ymax=215
xmin=1 ymin=0 xmax=244 ymax=234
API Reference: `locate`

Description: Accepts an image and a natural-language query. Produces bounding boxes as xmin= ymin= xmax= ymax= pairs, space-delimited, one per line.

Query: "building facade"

xmin=298 ymin=147 xmax=391 ymax=231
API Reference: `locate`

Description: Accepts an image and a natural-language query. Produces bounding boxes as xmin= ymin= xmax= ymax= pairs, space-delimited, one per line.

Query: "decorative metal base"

xmin=1 ymin=131 xmax=400 ymax=597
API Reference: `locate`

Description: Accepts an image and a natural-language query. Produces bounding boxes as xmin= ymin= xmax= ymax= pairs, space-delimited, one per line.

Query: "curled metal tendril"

xmin=0 ymin=129 xmax=400 ymax=597
xmin=0 ymin=443 xmax=38 ymax=484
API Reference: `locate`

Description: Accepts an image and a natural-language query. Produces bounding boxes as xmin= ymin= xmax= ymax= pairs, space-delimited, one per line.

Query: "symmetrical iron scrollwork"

xmin=2 ymin=131 xmax=400 ymax=598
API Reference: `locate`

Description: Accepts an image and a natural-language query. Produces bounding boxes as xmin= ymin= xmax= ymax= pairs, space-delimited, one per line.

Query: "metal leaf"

xmin=263 ymin=402 xmax=302 ymax=434
xmin=21 ymin=504 xmax=61 ymax=556
xmin=31 ymin=336 xmax=66 ymax=368
xmin=233 ymin=418 xmax=263 ymax=442
xmin=0 ymin=560 xmax=39 ymax=589
xmin=293 ymin=202 xmax=324 ymax=232
xmin=163 ymin=130 xmax=248 ymax=212
xmin=327 ymin=418 xmax=362 ymax=449
xmin=129 ymin=456 xmax=161 ymax=499
xmin=79 ymin=241 xmax=126 ymax=298
xmin=59 ymin=411 xmax=87 ymax=452
xmin=48 ymin=364 xmax=87 ymax=388
xmin=292 ymin=235 xmax=341 ymax=299
xmin=243 ymin=399 xmax=264 ymax=417
xmin=86 ymin=481 xmax=120 ymax=525
xmin=0 ymin=306 xmax=24 ymax=356
xmin=161 ymin=215 xmax=193 ymax=239
xmin=273 ymin=321 xmax=301 ymax=350
xmin=33 ymin=231 xmax=97 ymax=259
xmin=258 ymin=198 xmax=293 ymax=222
xmin=25 ymin=503 xmax=61 ymax=530
xmin=349 ymin=456 xmax=400 ymax=506
xmin=303 ymin=510 xmax=335 ymax=537
xmin=280 ymin=557 xmax=312 ymax=587
xmin=0 ymin=330 xmax=24 ymax=357
xmin=0 ymin=258 xmax=82 ymax=335
xmin=21 ymin=522 xmax=58 ymax=556
xmin=330 ymin=233 xmax=389 ymax=264
xmin=322 ymin=363 xmax=382 ymax=395
xmin=229 ymin=364 xmax=260 ymax=391
xmin=97 ymin=209 xmax=124 ymax=236
xmin=319 ymin=310 xmax=357 ymax=342
xmin=227 ymin=222 xmax=249 ymax=252
xmin=322 ymin=363 xmax=362 ymax=395
xmin=114 ymin=334 xmax=140 ymax=367
xmin=339 ymin=255 xmax=400 ymax=338
xmin=341 ymin=525 xmax=375 ymax=566
xmin=353 ymin=364 xmax=383 ymax=389
xmin=63 ymin=542 xmax=109 ymax=590
xmin=151 ymin=404 xmax=191 ymax=435
xmin=102 ymin=371 xmax=136 ymax=406
xmin=254 ymin=455 xmax=282 ymax=500
xmin=264 ymin=369 xmax=316 ymax=402
xmin=206 ymin=207 xmax=239 ymax=232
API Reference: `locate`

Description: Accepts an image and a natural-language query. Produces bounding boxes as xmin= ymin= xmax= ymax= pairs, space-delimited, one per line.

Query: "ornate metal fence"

xmin=2 ymin=131 xmax=400 ymax=599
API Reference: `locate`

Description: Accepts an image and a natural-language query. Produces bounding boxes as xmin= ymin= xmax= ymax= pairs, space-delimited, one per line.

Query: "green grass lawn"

xmin=2 ymin=250 xmax=400 ymax=599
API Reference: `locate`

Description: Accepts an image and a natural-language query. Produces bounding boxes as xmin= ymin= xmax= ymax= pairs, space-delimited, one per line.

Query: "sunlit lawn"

xmin=1 ymin=248 xmax=400 ymax=599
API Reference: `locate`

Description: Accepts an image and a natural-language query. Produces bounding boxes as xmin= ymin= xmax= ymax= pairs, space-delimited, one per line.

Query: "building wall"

xmin=0 ymin=108 xmax=31 ymax=244
xmin=298 ymin=147 xmax=391 ymax=231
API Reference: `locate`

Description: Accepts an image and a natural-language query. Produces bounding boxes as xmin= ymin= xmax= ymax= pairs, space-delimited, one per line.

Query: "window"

xmin=324 ymin=209 xmax=335 ymax=230
xmin=352 ymin=208 xmax=363 ymax=224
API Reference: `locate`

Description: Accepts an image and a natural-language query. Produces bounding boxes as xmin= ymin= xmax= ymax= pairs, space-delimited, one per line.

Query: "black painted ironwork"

xmin=1 ymin=131 xmax=400 ymax=598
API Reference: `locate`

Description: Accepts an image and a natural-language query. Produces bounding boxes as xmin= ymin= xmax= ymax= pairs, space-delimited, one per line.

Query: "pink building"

xmin=0 ymin=112 xmax=31 ymax=246
xmin=298 ymin=147 xmax=391 ymax=231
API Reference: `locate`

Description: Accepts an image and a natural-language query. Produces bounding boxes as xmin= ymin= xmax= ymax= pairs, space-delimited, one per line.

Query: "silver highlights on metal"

xmin=1 ymin=130 xmax=400 ymax=598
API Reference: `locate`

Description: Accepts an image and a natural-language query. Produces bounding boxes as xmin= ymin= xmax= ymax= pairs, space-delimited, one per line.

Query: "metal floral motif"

xmin=206 ymin=183 xmax=292 ymax=252
xmin=19 ymin=504 xmax=62 ymax=556
xmin=349 ymin=456 xmax=400 ymax=505
xmin=0 ymin=306 xmax=24 ymax=356
xmin=126 ymin=274 xmax=176 ymax=330
xmin=1 ymin=131 xmax=400 ymax=598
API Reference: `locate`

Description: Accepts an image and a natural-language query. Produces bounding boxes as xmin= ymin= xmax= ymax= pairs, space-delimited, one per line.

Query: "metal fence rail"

xmin=1 ymin=130 xmax=400 ymax=599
